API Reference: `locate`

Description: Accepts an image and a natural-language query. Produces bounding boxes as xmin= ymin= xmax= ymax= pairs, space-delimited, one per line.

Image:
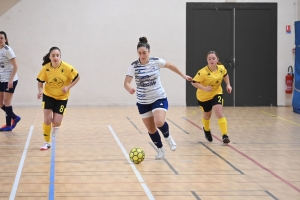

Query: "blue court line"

xmin=49 ymin=136 xmax=56 ymax=200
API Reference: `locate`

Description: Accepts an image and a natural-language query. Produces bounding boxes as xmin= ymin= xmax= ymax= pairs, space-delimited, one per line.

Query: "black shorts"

xmin=42 ymin=94 xmax=68 ymax=115
xmin=0 ymin=80 xmax=18 ymax=93
xmin=198 ymin=94 xmax=223 ymax=112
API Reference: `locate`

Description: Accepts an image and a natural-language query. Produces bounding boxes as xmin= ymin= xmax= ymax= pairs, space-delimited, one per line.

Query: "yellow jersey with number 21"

xmin=193 ymin=65 xmax=227 ymax=102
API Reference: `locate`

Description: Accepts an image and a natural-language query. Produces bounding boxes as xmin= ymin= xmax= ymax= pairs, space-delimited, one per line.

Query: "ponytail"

xmin=42 ymin=53 xmax=51 ymax=66
xmin=42 ymin=47 xmax=61 ymax=66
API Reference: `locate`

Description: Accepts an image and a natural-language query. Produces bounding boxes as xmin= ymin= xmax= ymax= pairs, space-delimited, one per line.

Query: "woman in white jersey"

xmin=0 ymin=31 xmax=21 ymax=131
xmin=124 ymin=37 xmax=192 ymax=159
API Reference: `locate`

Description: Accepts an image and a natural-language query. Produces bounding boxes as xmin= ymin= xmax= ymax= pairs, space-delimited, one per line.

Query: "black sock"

xmin=10 ymin=106 xmax=16 ymax=119
xmin=149 ymin=131 xmax=163 ymax=148
xmin=158 ymin=122 xmax=169 ymax=138
xmin=5 ymin=106 xmax=12 ymax=126
xmin=2 ymin=105 xmax=17 ymax=119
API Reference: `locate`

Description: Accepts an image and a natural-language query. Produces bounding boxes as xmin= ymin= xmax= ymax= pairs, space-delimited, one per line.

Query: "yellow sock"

xmin=202 ymin=118 xmax=210 ymax=131
xmin=218 ymin=117 xmax=227 ymax=135
xmin=43 ymin=123 xmax=51 ymax=143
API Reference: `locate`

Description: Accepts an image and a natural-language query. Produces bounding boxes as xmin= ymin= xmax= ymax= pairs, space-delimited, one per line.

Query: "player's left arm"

xmin=8 ymin=58 xmax=18 ymax=89
xmin=223 ymin=74 xmax=232 ymax=94
xmin=62 ymin=74 xmax=80 ymax=93
xmin=164 ymin=62 xmax=192 ymax=81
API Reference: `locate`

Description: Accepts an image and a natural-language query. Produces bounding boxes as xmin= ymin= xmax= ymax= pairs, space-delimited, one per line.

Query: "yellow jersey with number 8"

xmin=37 ymin=61 xmax=79 ymax=100
xmin=193 ymin=65 xmax=227 ymax=102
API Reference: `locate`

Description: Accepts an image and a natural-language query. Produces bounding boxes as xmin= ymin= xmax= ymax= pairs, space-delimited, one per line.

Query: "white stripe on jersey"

xmin=0 ymin=45 xmax=18 ymax=82
xmin=127 ymin=57 xmax=167 ymax=104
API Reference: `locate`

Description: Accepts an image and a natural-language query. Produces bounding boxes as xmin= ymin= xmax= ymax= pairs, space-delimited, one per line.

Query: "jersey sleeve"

xmin=158 ymin=58 xmax=166 ymax=68
xmin=126 ymin=65 xmax=134 ymax=77
xmin=221 ymin=65 xmax=228 ymax=77
xmin=37 ymin=66 xmax=46 ymax=83
xmin=6 ymin=47 xmax=15 ymax=60
xmin=67 ymin=66 xmax=79 ymax=80
xmin=193 ymin=70 xmax=203 ymax=83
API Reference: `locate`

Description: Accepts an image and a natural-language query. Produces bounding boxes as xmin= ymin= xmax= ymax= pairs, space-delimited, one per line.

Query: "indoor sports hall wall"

xmin=0 ymin=0 xmax=297 ymax=106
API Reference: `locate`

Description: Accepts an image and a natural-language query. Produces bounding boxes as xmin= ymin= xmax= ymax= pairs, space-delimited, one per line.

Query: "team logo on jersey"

xmin=150 ymin=66 xmax=156 ymax=71
xmin=48 ymin=77 xmax=64 ymax=88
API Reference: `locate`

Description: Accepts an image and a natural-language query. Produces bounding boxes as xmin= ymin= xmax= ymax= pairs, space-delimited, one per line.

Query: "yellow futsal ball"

xmin=129 ymin=147 xmax=145 ymax=164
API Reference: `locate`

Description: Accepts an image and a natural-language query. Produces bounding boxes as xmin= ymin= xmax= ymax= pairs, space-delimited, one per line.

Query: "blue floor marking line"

xmin=49 ymin=136 xmax=56 ymax=200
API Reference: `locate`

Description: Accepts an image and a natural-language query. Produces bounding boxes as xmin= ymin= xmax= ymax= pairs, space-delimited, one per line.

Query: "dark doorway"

xmin=186 ymin=3 xmax=277 ymax=106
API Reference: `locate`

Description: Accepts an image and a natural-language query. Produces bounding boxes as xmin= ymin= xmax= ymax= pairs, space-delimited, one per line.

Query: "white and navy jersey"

xmin=127 ymin=57 xmax=167 ymax=104
xmin=0 ymin=45 xmax=18 ymax=82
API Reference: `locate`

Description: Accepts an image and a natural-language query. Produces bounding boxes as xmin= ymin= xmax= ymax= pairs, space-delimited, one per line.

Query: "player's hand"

xmin=205 ymin=86 xmax=213 ymax=92
xmin=183 ymin=75 xmax=193 ymax=81
xmin=62 ymin=86 xmax=69 ymax=93
xmin=37 ymin=92 xmax=43 ymax=99
xmin=6 ymin=80 xmax=13 ymax=90
xmin=226 ymin=85 xmax=232 ymax=94
xmin=128 ymin=88 xmax=136 ymax=94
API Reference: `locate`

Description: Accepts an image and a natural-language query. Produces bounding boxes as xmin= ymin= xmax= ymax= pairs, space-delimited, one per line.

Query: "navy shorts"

xmin=0 ymin=80 xmax=18 ymax=93
xmin=136 ymin=98 xmax=168 ymax=118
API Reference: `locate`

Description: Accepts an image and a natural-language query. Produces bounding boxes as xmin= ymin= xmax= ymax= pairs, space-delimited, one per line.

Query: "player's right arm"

xmin=124 ymin=64 xmax=136 ymax=94
xmin=124 ymin=75 xmax=136 ymax=94
xmin=191 ymin=70 xmax=212 ymax=92
xmin=37 ymin=81 xmax=43 ymax=99
xmin=191 ymin=81 xmax=211 ymax=91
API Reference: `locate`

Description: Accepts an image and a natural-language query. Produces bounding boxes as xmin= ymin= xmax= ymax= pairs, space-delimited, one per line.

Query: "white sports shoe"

xmin=155 ymin=147 xmax=166 ymax=160
xmin=165 ymin=136 xmax=177 ymax=151
xmin=40 ymin=142 xmax=51 ymax=150
xmin=52 ymin=127 xmax=59 ymax=137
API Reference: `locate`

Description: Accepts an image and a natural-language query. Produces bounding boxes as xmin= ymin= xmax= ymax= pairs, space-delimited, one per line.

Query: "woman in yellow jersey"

xmin=191 ymin=51 xmax=232 ymax=144
xmin=37 ymin=47 xmax=80 ymax=150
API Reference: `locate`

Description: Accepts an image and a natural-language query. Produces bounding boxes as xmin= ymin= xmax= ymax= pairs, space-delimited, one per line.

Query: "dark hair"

xmin=207 ymin=51 xmax=222 ymax=65
xmin=137 ymin=37 xmax=150 ymax=50
xmin=42 ymin=47 xmax=61 ymax=66
xmin=0 ymin=31 xmax=9 ymax=45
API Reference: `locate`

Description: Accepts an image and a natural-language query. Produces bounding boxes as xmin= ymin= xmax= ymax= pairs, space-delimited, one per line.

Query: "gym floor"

xmin=0 ymin=106 xmax=299 ymax=200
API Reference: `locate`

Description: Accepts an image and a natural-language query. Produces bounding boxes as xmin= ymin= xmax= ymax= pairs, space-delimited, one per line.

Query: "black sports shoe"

xmin=222 ymin=135 xmax=230 ymax=144
xmin=203 ymin=127 xmax=213 ymax=142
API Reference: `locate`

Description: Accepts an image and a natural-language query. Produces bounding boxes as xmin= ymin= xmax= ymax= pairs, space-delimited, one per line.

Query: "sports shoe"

xmin=40 ymin=142 xmax=51 ymax=150
xmin=0 ymin=125 xmax=12 ymax=131
xmin=52 ymin=127 xmax=59 ymax=137
xmin=203 ymin=127 xmax=213 ymax=142
xmin=12 ymin=116 xmax=21 ymax=129
xmin=165 ymin=136 xmax=177 ymax=151
xmin=222 ymin=135 xmax=230 ymax=144
xmin=155 ymin=147 xmax=166 ymax=160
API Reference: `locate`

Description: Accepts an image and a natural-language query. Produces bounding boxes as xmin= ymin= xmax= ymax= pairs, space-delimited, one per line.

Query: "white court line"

xmin=108 ymin=125 xmax=155 ymax=200
xmin=9 ymin=125 xmax=34 ymax=200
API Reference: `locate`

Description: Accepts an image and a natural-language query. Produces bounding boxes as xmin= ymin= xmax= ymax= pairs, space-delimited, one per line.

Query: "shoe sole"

xmin=40 ymin=147 xmax=51 ymax=150
xmin=223 ymin=138 xmax=230 ymax=144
